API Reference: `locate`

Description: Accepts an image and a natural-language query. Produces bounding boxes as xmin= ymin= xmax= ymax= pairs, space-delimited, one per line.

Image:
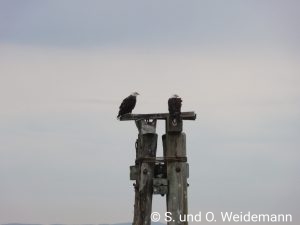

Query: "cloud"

xmin=0 ymin=1 xmax=299 ymax=49
xmin=0 ymin=43 xmax=299 ymax=224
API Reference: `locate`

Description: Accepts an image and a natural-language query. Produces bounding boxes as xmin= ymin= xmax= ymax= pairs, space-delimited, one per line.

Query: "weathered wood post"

xmin=131 ymin=119 xmax=157 ymax=225
xmin=163 ymin=116 xmax=188 ymax=225
xmin=121 ymin=112 xmax=196 ymax=225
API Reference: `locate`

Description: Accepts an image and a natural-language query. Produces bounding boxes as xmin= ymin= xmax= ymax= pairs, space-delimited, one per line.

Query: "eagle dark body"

xmin=168 ymin=96 xmax=182 ymax=123
xmin=117 ymin=94 xmax=137 ymax=118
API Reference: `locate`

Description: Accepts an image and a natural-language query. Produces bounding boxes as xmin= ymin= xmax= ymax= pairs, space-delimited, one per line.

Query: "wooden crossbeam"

xmin=120 ymin=111 xmax=196 ymax=121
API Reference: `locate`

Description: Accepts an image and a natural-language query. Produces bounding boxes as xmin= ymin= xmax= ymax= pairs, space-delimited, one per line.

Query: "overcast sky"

xmin=0 ymin=1 xmax=299 ymax=224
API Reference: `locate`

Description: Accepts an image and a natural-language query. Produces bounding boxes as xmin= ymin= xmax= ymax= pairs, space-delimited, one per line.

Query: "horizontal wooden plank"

xmin=120 ymin=111 xmax=197 ymax=121
xmin=135 ymin=156 xmax=187 ymax=163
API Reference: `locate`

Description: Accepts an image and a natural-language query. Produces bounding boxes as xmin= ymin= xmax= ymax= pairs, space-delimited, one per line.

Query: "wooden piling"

xmin=133 ymin=133 xmax=157 ymax=225
xmin=123 ymin=112 xmax=195 ymax=225
xmin=163 ymin=121 xmax=188 ymax=225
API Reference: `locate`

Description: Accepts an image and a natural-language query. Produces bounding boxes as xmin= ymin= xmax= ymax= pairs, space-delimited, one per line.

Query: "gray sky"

xmin=0 ymin=1 xmax=299 ymax=224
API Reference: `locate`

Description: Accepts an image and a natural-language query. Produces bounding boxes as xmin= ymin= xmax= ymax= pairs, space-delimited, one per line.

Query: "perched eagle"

xmin=117 ymin=92 xmax=139 ymax=119
xmin=168 ymin=94 xmax=182 ymax=125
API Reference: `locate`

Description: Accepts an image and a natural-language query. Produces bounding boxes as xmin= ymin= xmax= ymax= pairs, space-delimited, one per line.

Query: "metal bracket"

xmin=130 ymin=165 xmax=138 ymax=180
xmin=153 ymin=178 xmax=168 ymax=195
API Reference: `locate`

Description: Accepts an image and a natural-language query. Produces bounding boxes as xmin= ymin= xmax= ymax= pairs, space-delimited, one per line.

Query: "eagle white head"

xmin=131 ymin=92 xmax=139 ymax=96
xmin=171 ymin=94 xmax=180 ymax=98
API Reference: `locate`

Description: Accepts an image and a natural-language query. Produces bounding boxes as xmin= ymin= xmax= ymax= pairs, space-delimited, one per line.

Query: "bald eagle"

xmin=168 ymin=94 xmax=182 ymax=125
xmin=117 ymin=92 xmax=139 ymax=119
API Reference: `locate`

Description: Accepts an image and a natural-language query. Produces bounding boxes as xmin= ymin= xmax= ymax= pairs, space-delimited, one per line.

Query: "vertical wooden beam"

xmin=125 ymin=113 xmax=195 ymax=225
xmin=133 ymin=129 xmax=157 ymax=225
xmin=163 ymin=119 xmax=188 ymax=225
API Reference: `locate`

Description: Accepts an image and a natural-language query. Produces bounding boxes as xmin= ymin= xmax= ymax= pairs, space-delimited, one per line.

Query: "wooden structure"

xmin=120 ymin=111 xmax=196 ymax=225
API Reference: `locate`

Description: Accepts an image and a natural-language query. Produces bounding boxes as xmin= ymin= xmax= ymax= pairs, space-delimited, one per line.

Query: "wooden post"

xmin=132 ymin=120 xmax=157 ymax=225
xmin=163 ymin=116 xmax=188 ymax=225
xmin=122 ymin=112 xmax=195 ymax=225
